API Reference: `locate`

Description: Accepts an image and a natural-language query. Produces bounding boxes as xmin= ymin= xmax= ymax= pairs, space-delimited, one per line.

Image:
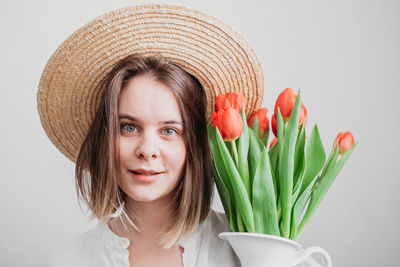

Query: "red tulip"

xmin=300 ymin=105 xmax=308 ymax=126
xmin=274 ymin=88 xmax=297 ymax=119
xmin=212 ymin=107 xmax=243 ymax=141
xmin=269 ymin=137 xmax=278 ymax=149
xmin=248 ymin=108 xmax=269 ymax=139
xmin=333 ymin=132 xmax=355 ymax=154
xmin=215 ymin=91 xmax=244 ymax=113
xmin=271 ymin=88 xmax=308 ymax=137
xmin=271 ymin=114 xmax=277 ymax=137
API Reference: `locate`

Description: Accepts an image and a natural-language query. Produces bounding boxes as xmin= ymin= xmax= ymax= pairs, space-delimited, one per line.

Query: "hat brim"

xmin=37 ymin=4 xmax=264 ymax=162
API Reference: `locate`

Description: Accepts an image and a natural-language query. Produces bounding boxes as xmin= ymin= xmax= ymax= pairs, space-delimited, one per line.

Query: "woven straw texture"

xmin=37 ymin=4 xmax=264 ymax=162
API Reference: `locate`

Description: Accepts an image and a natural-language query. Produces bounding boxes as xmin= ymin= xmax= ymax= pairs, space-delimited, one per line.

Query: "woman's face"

xmin=117 ymin=75 xmax=186 ymax=204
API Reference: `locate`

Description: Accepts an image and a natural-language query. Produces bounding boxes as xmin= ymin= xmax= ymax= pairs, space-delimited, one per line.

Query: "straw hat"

xmin=37 ymin=4 xmax=264 ymax=162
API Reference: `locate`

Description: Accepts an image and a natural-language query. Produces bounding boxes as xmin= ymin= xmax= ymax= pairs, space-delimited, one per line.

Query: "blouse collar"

xmin=94 ymin=218 xmax=206 ymax=251
xmin=95 ymin=222 xmax=130 ymax=250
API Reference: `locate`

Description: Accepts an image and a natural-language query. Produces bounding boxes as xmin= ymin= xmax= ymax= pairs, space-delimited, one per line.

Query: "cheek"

xmin=118 ymin=138 xmax=134 ymax=164
xmin=166 ymin=141 xmax=186 ymax=170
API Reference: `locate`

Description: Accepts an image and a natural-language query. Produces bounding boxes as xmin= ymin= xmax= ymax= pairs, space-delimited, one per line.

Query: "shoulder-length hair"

xmin=75 ymin=55 xmax=214 ymax=248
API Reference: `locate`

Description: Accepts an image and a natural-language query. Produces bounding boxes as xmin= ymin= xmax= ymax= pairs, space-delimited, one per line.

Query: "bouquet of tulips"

xmin=208 ymin=88 xmax=357 ymax=240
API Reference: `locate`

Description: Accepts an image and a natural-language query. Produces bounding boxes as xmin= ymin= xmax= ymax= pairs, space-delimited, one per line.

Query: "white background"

xmin=1 ymin=0 xmax=399 ymax=266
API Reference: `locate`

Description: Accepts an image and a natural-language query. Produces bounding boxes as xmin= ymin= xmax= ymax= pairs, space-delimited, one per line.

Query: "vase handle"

xmin=292 ymin=246 xmax=332 ymax=267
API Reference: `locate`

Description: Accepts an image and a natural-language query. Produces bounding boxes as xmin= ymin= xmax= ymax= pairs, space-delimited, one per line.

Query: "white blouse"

xmin=42 ymin=209 xmax=240 ymax=267
xmin=42 ymin=209 xmax=324 ymax=267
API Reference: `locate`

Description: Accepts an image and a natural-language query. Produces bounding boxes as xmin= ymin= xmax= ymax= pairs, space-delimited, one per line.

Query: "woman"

xmin=38 ymin=4 xmax=264 ymax=267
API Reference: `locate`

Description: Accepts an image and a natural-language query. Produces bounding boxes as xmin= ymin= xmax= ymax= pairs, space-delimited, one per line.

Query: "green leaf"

xmin=251 ymin=116 xmax=260 ymax=136
xmin=292 ymin=124 xmax=306 ymax=196
xmin=268 ymin=138 xmax=279 ymax=194
xmin=250 ymin=115 xmax=270 ymax=147
xmin=277 ymin=197 xmax=282 ymax=223
xmin=270 ymin=108 xmax=285 ymax=180
xmin=215 ymin=125 xmax=255 ymax=232
xmin=298 ymin=142 xmax=358 ymax=236
xmin=291 ymin=171 xmax=319 ymax=240
xmin=213 ymin=164 xmax=237 ymax=232
xmin=237 ymin=106 xmax=251 ymax=198
xmin=269 ymin=140 xmax=278 ymax=173
xmin=208 ymin=124 xmax=238 ymax=230
xmin=299 ymin=125 xmax=326 ymax=195
xmin=261 ymin=129 xmax=270 ymax=147
xmin=249 ymin=128 xmax=278 ymax=201
xmin=278 ymin=90 xmax=302 ymax=238
xmin=290 ymin=125 xmax=327 ymax=239
xmin=320 ymin=146 xmax=339 ymax=178
xmin=292 ymin=153 xmax=306 ymax=206
xmin=248 ymin=128 xmax=263 ymax=182
xmin=289 ymin=129 xmax=307 ymax=239
xmin=236 ymin=213 xmax=245 ymax=232
xmin=277 ymin=108 xmax=285 ymax=143
xmin=252 ymin=147 xmax=280 ymax=235
xmin=208 ymin=124 xmax=234 ymax=196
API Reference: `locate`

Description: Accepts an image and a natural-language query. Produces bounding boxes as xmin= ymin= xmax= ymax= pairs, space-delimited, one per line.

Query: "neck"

xmin=109 ymin=196 xmax=175 ymax=245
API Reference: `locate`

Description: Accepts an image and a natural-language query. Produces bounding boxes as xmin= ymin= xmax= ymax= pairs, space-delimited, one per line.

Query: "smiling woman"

xmin=74 ymin=55 xmax=217 ymax=266
xmin=37 ymin=4 xmax=264 ymax=267
xmin=118 ymin=75 xmax=187 ymax=200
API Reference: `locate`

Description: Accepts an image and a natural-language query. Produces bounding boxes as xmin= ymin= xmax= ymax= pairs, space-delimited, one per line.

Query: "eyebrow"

xmin=118 ymin=114 xmax=184 ymax=126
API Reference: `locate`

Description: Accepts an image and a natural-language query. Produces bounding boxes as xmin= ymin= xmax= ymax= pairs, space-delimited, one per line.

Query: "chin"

xmin=131 ymin=195 xmax=162 ymax=203
xmin=126 ymin=188 xmax=168 ymax=203
xmin=119 ymin=178 xmax=180 ymax=205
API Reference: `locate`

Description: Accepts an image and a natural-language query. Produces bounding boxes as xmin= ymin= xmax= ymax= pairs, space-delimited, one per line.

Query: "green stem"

xmin=237 ymin=213 xmax=245 ymax=232
xmin=277 ymin=197 xmax=282 ymax=236
xmin=230 ymin=140 xmax=239 ymax=168
xmin=296 ymin=195 xmax=316 ymax=240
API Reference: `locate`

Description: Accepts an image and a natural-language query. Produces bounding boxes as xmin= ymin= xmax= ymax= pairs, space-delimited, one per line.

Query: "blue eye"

xmin=163 ymin=128 xmax=177 ymax=136
xmin=122 ymin=124 xmax=137 ymax=133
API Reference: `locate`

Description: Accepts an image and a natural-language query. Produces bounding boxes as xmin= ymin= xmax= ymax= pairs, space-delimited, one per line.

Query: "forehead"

xmin=118 ymin=75 xmax=182 ymax=121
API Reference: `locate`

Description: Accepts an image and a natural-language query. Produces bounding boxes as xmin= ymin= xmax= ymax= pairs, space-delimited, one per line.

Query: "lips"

xmin=129 ymin=169 xmax=164 ymax=183
xmin=131 ymin=169 xmax=164 ymax=175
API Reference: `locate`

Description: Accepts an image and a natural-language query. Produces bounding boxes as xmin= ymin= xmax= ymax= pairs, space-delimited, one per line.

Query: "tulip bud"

xmin=271 ymin=88 xmax=308 ymax=137
xmin=333 ymin=131 xmax=355 ymax=154
xmin=248 ymin=108 xmax=269 ymax=139
xmin=212 ymin=107 xmax=243 ymax=141
xmin=299 ymin=105 xmax=308 ymax=127
xmin=274 ymin=88 xmax=297 ymax=120
xmin=215 ymin=91 xmax=244 ymax=113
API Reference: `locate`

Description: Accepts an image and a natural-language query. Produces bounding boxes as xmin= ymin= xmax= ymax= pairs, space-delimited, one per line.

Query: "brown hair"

xmin=75 ymin=55 xmax=213 ymax=247
xmin=75 ymin=55 xmax=214 ymax=247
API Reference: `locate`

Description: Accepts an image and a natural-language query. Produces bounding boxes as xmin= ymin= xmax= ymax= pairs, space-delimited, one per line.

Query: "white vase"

xmin=219 ymin=232 xmax=332 ymax=267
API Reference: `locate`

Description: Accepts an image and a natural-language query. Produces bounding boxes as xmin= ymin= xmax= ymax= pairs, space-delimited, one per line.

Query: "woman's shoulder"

xmin=41 ymin=226 xmax=111 ymax=267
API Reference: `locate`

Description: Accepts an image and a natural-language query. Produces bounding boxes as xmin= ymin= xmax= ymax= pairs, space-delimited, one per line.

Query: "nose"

xmin=135 ymin=132 xmax=160 ymax=160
